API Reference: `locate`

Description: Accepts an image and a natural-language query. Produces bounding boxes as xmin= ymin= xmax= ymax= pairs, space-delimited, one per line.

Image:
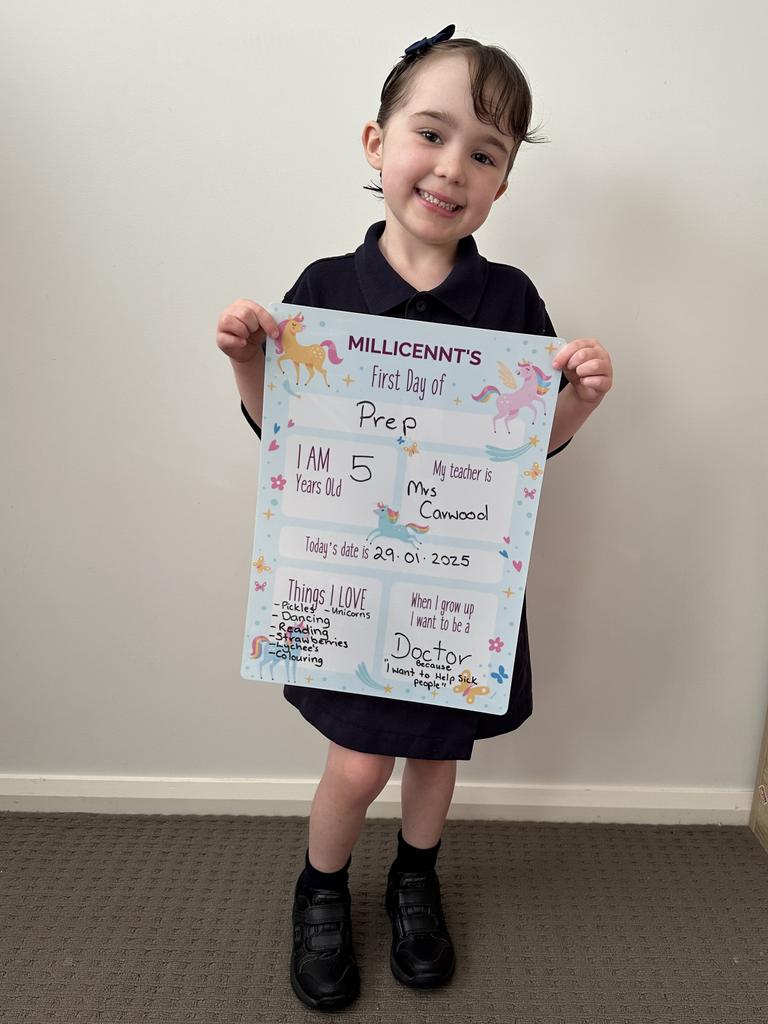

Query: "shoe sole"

xmin=290 ymin=960 xmax=360 ymax=1012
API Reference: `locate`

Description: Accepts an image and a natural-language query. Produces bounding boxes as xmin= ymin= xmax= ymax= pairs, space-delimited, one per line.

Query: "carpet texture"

xmin=0 ymin=812 xmax=766 ymax=1022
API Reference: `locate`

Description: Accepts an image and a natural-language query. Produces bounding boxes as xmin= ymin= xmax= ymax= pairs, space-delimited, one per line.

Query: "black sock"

xmin=301 ymin=848 xmax=352 ymax=892
xmin=391 ymin=827 xmax=441 ymax=873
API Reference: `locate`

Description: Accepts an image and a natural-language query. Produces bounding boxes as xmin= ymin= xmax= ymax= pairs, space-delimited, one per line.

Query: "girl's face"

xmin=363 ymin=55 xmax=513 ymax=253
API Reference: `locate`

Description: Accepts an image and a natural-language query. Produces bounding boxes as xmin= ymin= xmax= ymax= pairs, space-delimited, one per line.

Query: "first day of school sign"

xmin=241 ymin=304 xmax=563 ymax=716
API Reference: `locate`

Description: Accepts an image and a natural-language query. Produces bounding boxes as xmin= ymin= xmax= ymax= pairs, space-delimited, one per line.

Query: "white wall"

xmin=2 ymin=0 xmax=766 ymax=819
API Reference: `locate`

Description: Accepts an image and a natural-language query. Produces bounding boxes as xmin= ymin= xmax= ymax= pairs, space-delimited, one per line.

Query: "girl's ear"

xmin=362 ymin=121 xmax=384 ymax=171
xmin=494 ymin=180 xmax=509 ymax=201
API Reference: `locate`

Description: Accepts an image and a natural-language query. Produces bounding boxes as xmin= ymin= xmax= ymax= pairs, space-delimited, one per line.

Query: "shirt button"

xmin=415 ymin=299 xmax=427 ymax=313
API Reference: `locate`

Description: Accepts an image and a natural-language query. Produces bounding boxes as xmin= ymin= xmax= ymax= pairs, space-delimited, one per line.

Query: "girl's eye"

xmin=418 ymin=130 xmax=496 ymax=167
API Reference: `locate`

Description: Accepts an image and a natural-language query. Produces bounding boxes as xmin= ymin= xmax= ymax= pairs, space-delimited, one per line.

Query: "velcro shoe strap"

xmin=400 ymin=911 xmax=440 ymax=935
xmin=397 ymin=888 xmax=437 ymax=908
xmin=307 ymin=929 xmax=345 ymax=951
xmin=304 ymin=904 xmax=348 ymax=926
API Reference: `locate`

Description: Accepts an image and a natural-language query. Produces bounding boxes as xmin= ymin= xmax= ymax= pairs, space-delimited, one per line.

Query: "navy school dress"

xmin=241 ymin=220 xmax=572 ymax=760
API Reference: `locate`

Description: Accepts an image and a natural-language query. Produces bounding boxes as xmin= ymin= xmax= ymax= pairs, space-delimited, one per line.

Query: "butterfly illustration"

xmin=523 ymin=462 xmax=543 ymax=480
xmin=397 ymin=436 xmax=406 ymax=445
xmin=253 ymin=581 xmax=267 ymax=592
xmin=523 ymin=487 xmax=537 ymax=499
xmin=453 ymin=668 xmax=490 ymax=705
xmin=252 ymin=554 xmax=272 ymax=574
xmin=490 ymin=664 xmax=509 ymax=685
xmin=404 ymin=442 xmax=419 ymax=456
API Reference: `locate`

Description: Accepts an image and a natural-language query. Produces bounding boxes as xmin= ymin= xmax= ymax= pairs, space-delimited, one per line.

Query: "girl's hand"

xmin=552 ymin=338 xmax=613 ymax=405
xmin=216 ymin=299 xmax=280 ymax=364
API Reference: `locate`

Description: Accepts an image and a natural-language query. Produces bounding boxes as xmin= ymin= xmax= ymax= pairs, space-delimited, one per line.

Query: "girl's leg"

xmin=308 ymin=740 xmax=396 ymax=872
xmin=388 ymin=757 xmax=458 ymax=987
xmin=400 ymin=757 xmax=457 ymax=848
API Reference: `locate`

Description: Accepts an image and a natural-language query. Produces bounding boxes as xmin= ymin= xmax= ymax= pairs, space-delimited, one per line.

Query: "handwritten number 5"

xmin=350 ymin=454 xmax=374 ymax=482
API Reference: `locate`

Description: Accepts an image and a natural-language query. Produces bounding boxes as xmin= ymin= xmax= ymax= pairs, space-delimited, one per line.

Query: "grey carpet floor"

xmin=0 ymin=812 xmax=766 ymax=1023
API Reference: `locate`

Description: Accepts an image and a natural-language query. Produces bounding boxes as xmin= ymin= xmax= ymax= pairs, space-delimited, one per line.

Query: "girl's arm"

xmin=231 ymin=346 xmax=265 ymax=427
xmin=216 ymin=299 xmax=280 ymax=430
xmin=548 ymin=338 xmax=614 ymax=452
xmin=548 ymin=383 xmax=599 ymax=453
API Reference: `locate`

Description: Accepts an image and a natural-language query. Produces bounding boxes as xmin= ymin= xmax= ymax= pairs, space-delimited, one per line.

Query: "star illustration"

xmin=528 ymin=435 xmax=540 ymax=447
xmin=431 ymin=689 xmax=439 ymax=698
xmin=545 ymin=341 xmax=558 ymax=356
xmin=384 ymin=684 xmax=393 ymax=694
xmin=342 ymin=374 xmax=355 ymax=387
xmin=305 ymin=674 xmax=314 ymax=685
xmin=267 ymin=381 xmax=277 ymax=391
xmin=453 ymin=396 xmax=462 ymax=406
xmin=504 ymin=587 xmax=515 ymax=599
xmin=263 ymin=508 xmax=275 ymax=521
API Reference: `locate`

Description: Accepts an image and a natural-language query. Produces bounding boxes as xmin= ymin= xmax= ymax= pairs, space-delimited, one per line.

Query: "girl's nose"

xmin=433 ymin=148 xmax=466 ymax=184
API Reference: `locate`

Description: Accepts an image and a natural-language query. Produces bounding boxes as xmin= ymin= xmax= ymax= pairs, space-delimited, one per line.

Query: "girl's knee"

xmin=327 ymin=741 xmax=395 ymax=800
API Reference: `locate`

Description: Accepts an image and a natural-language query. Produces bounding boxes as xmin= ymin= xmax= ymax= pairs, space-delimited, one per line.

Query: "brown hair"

xmin=364 ymin=38 xmax=547 ymax=195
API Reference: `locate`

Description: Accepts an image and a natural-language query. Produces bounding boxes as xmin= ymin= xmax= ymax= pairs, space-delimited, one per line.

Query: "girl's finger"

xmin=220 ymin=312 xmax=252 ymax=338
xmin=231 ymin=307 xmax=278 ymax=341
xmin=243 ymin=304 xmax=279 ymax=339
xmin=574 ymin=357 xmax=606 ymax=377
xmin=552 ymin=338 xmax=597 ymax=368
xmin=258 ymin=312 xmax=281 ymax=339
xmin=551 ymin=341 xmax=578 ymax=368
xmin=566 ymin=347 xmax=600 ymax=370
xmin=234 ymin=305 xmax=267 ymax=335
xmin=228 ymin=302 xmax=276 ymax=339
xmin=579 ymin=376 xmax=610 ymax=391
xmin=216 ymin=330 xmax=248 ymax=354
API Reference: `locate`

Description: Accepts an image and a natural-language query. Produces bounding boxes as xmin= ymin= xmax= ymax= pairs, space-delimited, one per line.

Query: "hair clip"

xmin=403 ymin=24 xmax=455 ymax=59
xmin=378 ymin=24 xmax=456 ymax=105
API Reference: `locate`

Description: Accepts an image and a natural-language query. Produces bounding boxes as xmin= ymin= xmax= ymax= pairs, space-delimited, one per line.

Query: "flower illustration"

xmin=488 ymin=636 xmax=505 ymax=653
xmin=270 ymin=474 xmax=287 ymax=490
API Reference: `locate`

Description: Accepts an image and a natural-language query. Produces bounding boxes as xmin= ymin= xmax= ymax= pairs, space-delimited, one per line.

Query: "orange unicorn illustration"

xmin=274 ymin=312 xmax=343 ymax=386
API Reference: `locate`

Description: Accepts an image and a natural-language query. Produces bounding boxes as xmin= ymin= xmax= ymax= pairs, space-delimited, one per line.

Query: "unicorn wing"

xmin=387 ymin=507 xmax=400 ymax=523
xmin=497 ymin=361 xmax=518 ymax=390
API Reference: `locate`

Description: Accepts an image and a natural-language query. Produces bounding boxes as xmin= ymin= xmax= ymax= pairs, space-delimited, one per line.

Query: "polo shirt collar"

xmin=354 ymin=220 xmax=488 ymax=322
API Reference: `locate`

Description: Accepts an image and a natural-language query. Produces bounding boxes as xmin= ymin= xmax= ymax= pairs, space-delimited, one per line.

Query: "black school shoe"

xmin=290 ymin=872 xmax=360 ymax=1012
xmin=385 ymin=865 xmax=456 ymax=987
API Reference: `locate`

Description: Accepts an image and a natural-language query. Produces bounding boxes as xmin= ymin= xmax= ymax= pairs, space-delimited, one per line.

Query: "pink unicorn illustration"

xmin=471 ymin=360 xmax=552 ymax=433
xmin=274 ymin=312 xmax=343 ymax=386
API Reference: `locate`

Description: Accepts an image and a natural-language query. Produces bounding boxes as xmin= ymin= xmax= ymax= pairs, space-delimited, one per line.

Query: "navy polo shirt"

xmin=240 ymin=220 xmax=572 ymax=760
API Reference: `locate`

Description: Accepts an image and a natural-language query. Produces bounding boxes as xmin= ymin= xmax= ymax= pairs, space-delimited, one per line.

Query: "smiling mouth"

xmin=415 ymin=188 xmax=463 ymax=212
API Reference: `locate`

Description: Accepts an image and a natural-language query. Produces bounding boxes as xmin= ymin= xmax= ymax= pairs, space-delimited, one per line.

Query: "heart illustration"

xmin=268 ymin=439 xmax=279 ymax=452
xmin=499 ymin=550 xmax=509 ymax=559
xmin=512 ymin=560 xmax=523 ymax=572
xmin=503 ymin=536 xmax=510 ymax=544
xmin=287 ymin=419 xmax=295 ymax=427
xmin=273 ymin=422 xmax=280 ymax=433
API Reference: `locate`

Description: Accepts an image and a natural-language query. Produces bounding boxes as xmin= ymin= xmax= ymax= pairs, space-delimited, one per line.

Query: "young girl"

xmin=216 ymin=25 xmax=612 ymax=1012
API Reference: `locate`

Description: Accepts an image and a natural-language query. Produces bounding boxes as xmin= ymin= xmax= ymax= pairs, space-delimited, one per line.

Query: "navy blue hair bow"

xmin=377 ymin=24 xmax=457 ymax=105
xmin=403 ymin=24 xmax=455 ymax=59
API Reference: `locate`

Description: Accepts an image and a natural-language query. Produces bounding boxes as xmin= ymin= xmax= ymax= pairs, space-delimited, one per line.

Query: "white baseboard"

xmin=0 ymin=774 xmax=752 ymax=825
